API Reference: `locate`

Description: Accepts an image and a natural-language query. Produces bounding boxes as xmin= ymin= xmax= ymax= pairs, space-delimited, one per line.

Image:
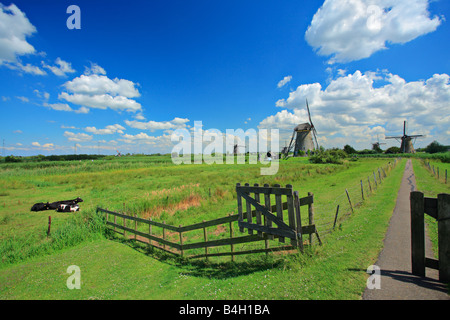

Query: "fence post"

xmin=333 ymin=205 xmax=340 ymax=230
xmin=308 ymin=192 xmax=314 ymax=245
xmin=410 ymin=191 xmax=425 ymax=277
xmin=229 ymin=214 xmax=234 ymax=262
xmin=345 ymin=189 xmax=354 ymax=213
xmin=437 ymin=193 xmax=450 ymax=282
xmin=437 ymin=167 xmax=439 ymax=180
xmin=368 ymin=176 xmax=372 ymax=193
xmin=149 ymin=218 xmax=152 ymax=249
xmin=203 ymin=220 xmax=208 ymax=260
xmin=360 ymin=180 xmax=365 ymax=201
xmin=163 ymin=221 xmax=166 ymax=250
xmin=134 ymin=213 xmax=137 ymax=241
xmin=47 ymin=216 xmax=51 ymax=237
xmin=179 ymin=225 xmax=184 ymax=257
xmin=445 ymin=169 xmax=447 ymax=184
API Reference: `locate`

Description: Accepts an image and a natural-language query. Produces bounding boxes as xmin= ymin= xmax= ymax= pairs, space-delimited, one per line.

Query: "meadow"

xmin=0 ymin=154 xmax=447 ymax=299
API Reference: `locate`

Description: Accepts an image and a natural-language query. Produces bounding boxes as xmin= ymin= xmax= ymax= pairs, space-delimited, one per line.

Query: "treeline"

xmin=1 ymin=154 xmax=107 ymax=163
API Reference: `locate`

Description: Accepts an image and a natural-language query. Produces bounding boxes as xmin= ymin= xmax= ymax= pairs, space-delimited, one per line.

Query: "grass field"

xmin=0 ymin=154 xmax=446 ymax=299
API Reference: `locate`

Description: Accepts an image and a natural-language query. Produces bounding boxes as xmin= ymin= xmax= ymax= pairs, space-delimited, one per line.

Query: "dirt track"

xmin=363 ymin=159 xmax=449 ymax=300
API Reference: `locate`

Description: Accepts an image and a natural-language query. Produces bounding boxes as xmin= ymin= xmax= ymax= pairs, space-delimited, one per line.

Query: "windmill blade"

xmin=283 ymin=130 xmax=296 ymax=158
xmin=403 ymin=121 xmax=406 ymax=136
xmin=312 ymin=127 xmax=319 ymax=150
xmin=306 ymin=99 xmax=314 ymax=127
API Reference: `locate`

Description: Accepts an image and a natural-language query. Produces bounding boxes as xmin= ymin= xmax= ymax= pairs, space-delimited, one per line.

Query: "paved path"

xmin=363 ymin=159 xmax=449 ymax=300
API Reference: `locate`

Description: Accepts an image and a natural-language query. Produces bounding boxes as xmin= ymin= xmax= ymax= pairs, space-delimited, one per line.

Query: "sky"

xmin=0 ymin=0 xmax=449 ymax=156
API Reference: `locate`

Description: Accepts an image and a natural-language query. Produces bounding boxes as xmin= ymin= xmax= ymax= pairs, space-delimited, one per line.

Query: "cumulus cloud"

xmin=43 ymin=102 xmax=89 ymax=114
xmin=0 ymin=3 xmax=36 ymax=64
xmin=125 ymin=117 xmax=190 ymax=132
xmin=260 ymin=70 xmax=450 ymax=149
xmin=305 ymin=0 xmax=442 ymax=63
xmin=58 ymin=71 xmax=142 ymax=113
xmin=277 ymin=75 xmax=292 ymax=88
xmin=64 ymin=131 xmax=93 ymax=142
xmin=42 ymin=57 xmax=75 ymax=76
xmin=85 ymin=124 xmax=125 ymax=135
xmin=84 ymin=62 xmax=106 ymax=75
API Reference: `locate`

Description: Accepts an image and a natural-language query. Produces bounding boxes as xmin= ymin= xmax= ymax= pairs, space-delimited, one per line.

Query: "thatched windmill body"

xmin=282 ymin=99 xmax=319 ymax=158
xmin=385 ymin=121 xmax=424 ymax=153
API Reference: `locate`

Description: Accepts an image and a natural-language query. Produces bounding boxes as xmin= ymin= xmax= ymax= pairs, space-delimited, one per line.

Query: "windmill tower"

xmin=371 ymin=134 xmax=386 ymax=151
xmin=282 ymin=99 xmax=319 ymax=158
xmin=233 ymin=144 xmax=245 ymax=155
xmin=385 ymin=121 xmax=424 ymax=153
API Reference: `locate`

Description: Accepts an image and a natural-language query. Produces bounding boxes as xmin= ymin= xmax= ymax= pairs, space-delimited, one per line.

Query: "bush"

xmin=309 ymin=148 xmax=347 ymax=164
xmin=425 ymin=141 xmax=448 ymax=154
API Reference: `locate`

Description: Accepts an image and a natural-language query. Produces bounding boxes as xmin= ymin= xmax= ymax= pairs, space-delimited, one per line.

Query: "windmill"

xmin=385 ymin=120 xmax=424 ymax=153
xmin=371 ymin=134 xmax=386 ymax=151
xmin=233 ymin=144 xmax=245 ymax=155
xmin=282 ymin=99 xmax=319 ymax=158
xmin=116 ymin=150 xmax=122 ymax=157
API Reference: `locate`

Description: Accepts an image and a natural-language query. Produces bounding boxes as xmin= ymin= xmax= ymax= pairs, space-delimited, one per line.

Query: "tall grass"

xmin=0 ymin=210 xmax=107 ymax=267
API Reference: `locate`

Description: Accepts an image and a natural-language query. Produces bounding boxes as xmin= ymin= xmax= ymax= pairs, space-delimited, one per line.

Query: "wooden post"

xmin=411 ymin=191 xmax=425 ymax=277
xmin=373 ymin=172 xmax=378 ymax=188
xmin=123 ymin=215 xmax=127 ymax=238
xmin=437 ymin=167 xmax=439 ymax=180
xmin=378 ymin=168 xmax=381 ymax=182
xmin=274 ymin=184 xmax=284 ymax=243
xmin=229 ymin=215 xmax=234 ymax=262
xmin=286 ymin=184 xmax=296 ymax=246
xmin=134 ymin=213 xmax=137 ymax=241
xmin=308 ymin=192 xmax=314 ymax=245
xmin=432 ymin=165 xmax=435 ymax=175
xmin=368 ymin=176 xmax=372 ymax=193
xmin=333 ymin=205 xmax=340 ymax=230
xmin=47 ymin=216 xmax=51 ymax=237
xmin=179 ymin=225 xmax=184 ymax=257
xmin=264 ymin=184 xmax=273 ymax=241
xmin=437 ymin=193 xmax=450 ymax=282
xmin=293 ymin=191 xmax=304 ymax=252
xmin=345 ymin=189 xmax=354 ymax=213
xmin=360 ymin=180 xmax=365 ymax=201
xmin=445 ymin=169 xmax=447 ymax=184
xmin=163 ymin=221 xmax=166 ymax=250
xmin=113 ymin=213 xmax=117 ymax=233
xmin=245 ymin=183 xmax=253 ymax=235
xmin=254 ymin=184 xmax=262 ymax=238
xmin=149 ymin=218 xmax=152 ymax=248
xmin=236 ymin=183 xmax=244 ymax=233
xmin=203 ymin=221 xmax=208 ymax=260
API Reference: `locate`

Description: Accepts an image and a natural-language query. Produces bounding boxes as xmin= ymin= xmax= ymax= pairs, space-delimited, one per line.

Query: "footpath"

xmin=363 ymin=159 xmax=449 ymax=300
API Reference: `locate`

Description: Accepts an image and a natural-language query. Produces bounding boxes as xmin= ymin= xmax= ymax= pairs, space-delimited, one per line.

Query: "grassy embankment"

xmin=0 ymin=156 xmax=405 ymax=299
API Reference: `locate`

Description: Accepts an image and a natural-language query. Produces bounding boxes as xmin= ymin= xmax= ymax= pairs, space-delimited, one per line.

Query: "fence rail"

xmin=98 ymin=201 xmax=317 ymax=260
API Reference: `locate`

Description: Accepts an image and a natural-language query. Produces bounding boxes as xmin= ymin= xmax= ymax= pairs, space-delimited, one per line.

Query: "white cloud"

xmin=85 ymin=124 xmax=125 ymax=135
xmin=260 ymin=70 xmax=450 ymax=149
xmin=125 ymin=117 xmax=190 ymax=131
xmin=58 ymin=72 xmax=142 ymax=113
xmin=16 ymin=96 xmax=29 ymax=102
xmin=277 ymin=75 xmax=292 ymax=88
xmin=305 ymin=0 xmax=442 ymax=63
xmin=42 ymin=57 xmax=75 ymax=76
xmin=42 ymin=102 xmax=89 ymax=114
xmin=64 ymin=131 xmax=93 ymax=142
xmin=84 ymin=62 xmax=106 ymax=75
xmin=6 ymin=61 xmax=46 ymax=75
xmin=0 ymin=4 xmax=36 ymax=64
xmin=63 ymin=74 xmax=140 ymax=98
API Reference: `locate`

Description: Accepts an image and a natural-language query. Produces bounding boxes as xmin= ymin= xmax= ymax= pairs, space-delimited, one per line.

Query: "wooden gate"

xmin=410 ymin=191 xmax=450 ymax=282
xmin=236 ymin=183 xmax=321 ymax=251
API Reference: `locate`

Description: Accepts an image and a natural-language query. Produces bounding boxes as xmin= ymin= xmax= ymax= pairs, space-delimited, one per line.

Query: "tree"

xmin=385 ymin=146 xmax=400 ymax=154
xmin=343 ymin=144 xmax=356 ymax=154
xmin=425 ymin=141 xmax=447 ymax=154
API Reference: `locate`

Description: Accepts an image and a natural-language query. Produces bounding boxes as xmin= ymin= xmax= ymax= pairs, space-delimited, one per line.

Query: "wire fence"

xmin=313 ymin=158 xmax=401 ymax=238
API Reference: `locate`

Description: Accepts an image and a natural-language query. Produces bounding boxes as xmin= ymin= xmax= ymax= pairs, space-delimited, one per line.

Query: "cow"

xmin=31 ymin=197 xmax=83 ymax=212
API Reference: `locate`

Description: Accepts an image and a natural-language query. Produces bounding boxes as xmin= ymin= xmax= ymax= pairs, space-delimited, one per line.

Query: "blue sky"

xmin=1 ymin=0 xmax=449 ymax=156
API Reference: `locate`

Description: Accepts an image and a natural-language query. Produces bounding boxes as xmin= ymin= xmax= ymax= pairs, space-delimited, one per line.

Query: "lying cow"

xmin=31 ymin=197 xmax=83 ymax=212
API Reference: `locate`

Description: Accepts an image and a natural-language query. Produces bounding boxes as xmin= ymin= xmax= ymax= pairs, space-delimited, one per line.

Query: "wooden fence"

xmin=98 ymin=185 xmax=321 ymax=261
xmin=410 ymin=191 xmax=450 ymax=282
xmin=423 ymin=160 xmax=448 ymax=184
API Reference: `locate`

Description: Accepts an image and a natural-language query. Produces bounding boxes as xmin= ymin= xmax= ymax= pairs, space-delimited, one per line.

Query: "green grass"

xmin=0 ymin=156 xmax=406 ymax=299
